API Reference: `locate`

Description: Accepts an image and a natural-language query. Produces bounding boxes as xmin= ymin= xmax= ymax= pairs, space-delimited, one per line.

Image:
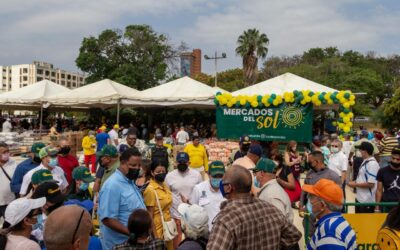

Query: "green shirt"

xmin=100 ymin=160 xmax=120 ymax=188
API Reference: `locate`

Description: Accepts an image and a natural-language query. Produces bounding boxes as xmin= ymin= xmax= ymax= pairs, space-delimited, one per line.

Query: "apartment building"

xmin=0 ymin=61 xmax=85 ymax=93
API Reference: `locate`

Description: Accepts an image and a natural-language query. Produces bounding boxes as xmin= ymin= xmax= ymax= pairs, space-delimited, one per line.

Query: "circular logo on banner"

xmin=281 ymin=105 xmax=306 ymax=129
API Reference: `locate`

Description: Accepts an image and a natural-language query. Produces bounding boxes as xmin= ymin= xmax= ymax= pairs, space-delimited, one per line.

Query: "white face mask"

xmin=331 ymin=147 xmax=340 ymax=153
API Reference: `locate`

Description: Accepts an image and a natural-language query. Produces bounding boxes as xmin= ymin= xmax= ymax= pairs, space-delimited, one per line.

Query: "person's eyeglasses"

xmin=71 ymin=209 xmax=85 ymax=244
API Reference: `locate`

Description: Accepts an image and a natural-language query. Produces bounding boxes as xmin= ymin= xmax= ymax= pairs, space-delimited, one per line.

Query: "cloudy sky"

xmin=1 ymin=0 xmax=399 ymax=75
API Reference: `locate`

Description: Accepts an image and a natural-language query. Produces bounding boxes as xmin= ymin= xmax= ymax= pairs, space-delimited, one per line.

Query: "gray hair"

xmin=181 ymin=221 xmax=209 ymax=240
xmin=332 ymin=139 xmax=343 ymax=148
xmin=309 ymin=194 xmax=343 ymax=212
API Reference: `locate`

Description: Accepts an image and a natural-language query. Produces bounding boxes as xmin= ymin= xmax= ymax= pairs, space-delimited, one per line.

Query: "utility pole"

xmin=204 ymin=52 xmax=227 ymax=87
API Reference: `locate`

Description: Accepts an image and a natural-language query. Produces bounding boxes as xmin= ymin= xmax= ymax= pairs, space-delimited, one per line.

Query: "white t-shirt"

xmin=5 ymin=234 xmax=40 ymax=250
xmin=342 ymin=141 xmax=353 ymax=159
xmin=176 ymin=130 xmax=189 ymax=144
xmin=2 ymin=121 xmax=12 ymax=132
xmin=165 ymin=169 xmax=202 ymax=219
xmin=328 ymin=151 xmax=348 ymax=177
xmin=356 ymin=157 xmax=380 ymax=202
xmin=20 ymin=164 xmax=68 ymax=195
xmin=108 ymin=130 xmax=119 ymax=146
xmin=190 ymin=180 xmax=225 ymax=230
xmin=0 ymin=159 xmax=17 ymax=205
xmin=258 ymin=179 xmax=293 ymax=222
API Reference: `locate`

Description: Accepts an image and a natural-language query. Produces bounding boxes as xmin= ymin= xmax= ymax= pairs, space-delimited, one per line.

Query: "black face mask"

xmin=59 ymin=146 xmax=71 ymax=155
xmin=126 ymin=168 xmax=140 ymax=181
xmin=155 ymin=173 xmax=167 ymax=183
xmin=241 ymin=144 xmax=250 ymax=153
xmin=33 ymin=156 xmax=41 ymax=164
xmin=391 ymin=161 xmax=400 ymax=169
xmin=177 ymin=163 xmax=188 ymax=172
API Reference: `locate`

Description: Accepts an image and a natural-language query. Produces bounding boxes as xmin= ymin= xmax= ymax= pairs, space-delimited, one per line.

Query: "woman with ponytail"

xmin=112 ymin=209 xmax=166 ymax=250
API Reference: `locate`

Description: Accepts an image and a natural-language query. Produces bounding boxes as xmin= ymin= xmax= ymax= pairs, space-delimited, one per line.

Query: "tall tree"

xmin=75 ymin=25 xmax=178 ymax=90
xmin=236 ymin=29 xmax=269 ymax=86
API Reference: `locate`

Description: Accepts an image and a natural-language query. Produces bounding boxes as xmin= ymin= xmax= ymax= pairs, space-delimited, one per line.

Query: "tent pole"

xmin=39 ymin=104 xmax=43 ymax=136
xmin=117 ymin=99 xmax=121 ymax=125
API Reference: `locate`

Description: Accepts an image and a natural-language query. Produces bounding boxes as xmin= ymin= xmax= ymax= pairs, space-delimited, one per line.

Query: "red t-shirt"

xmin=57 ymin=154 xmax=79 ymax=184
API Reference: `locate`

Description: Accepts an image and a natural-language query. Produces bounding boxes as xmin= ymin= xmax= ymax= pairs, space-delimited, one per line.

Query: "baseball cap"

xmin=72 ymin=166 xmax=95 ymax=182
xmin=248 ymin=144 xmax=263 ymax=157
xmin=113 ymin=124 xmax=120 ymax=129
xmin=208 ymin=161 xmax=225 ymax=176
xmin=176 ymin=152 xmax=189 ymax=163
xmin=302 ymin=179 xmax=344 ymax=206
xmin=99 ymin=125 xmax=107 ymax=131
xmin=178 ymin=203 xmax=208 ymax=230
xmin=254 ymin=158 xmax=276 ymax=173
xmin=4 ymin=197 xmax=46 ymax=227
xmin=155 ymin=133 xmax=163 ymax=140
xmin=239 ymin=135 xmax=251 ymax=145
xmin=38 ymin=146 xmax=58 ymax=159
xmin=31 ymin=169 xmax=55 ymax=185
xmin=31 ymin=142 xmax=46 ymax=157
xmin=96 ymin=144 xmax=118 ymax=158
xmin=32 ymin=182 xmax=65 ymax=204
xmin=355 ymin=141 xmax=374 ymax=155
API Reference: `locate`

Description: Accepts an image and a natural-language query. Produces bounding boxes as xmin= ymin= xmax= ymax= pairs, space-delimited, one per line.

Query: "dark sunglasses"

xmin=71 ymin=209 xmax=85 ymax=244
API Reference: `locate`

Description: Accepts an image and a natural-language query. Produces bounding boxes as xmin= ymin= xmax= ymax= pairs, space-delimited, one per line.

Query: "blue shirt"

xmin=307 ymin=212 xmax=357 ymax=250
xmin=10 ymin=158 xmax=40 ymax=193
xmin=98 ymin=169 xmax=145 ymax=250
xmin=96 ymin=133 xmax=110 ymax=152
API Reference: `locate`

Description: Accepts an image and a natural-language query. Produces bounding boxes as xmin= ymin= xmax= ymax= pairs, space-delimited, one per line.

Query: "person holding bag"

xmin=144 ymin=160 xmax=175 ymax=250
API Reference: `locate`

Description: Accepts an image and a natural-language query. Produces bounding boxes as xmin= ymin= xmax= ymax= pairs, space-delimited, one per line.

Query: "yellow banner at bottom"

xmin=342 ymin=213 xmax=387 ymax=249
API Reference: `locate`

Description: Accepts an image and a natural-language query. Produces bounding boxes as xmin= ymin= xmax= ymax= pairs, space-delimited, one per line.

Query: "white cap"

xmin=178 ymin=203 xmax=208 ymax=230
xmin=5 ymin=197 xmax=46 ymax=227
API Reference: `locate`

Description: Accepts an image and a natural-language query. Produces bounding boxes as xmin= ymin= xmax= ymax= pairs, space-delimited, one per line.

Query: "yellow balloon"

xmin=350 ymin=95 xmax=355 ymax=101
xmin=347 ymin=122 xmax=353 ymax=128
xmin=343 ymin=102 xmax=350 ymax=109
xmin=251 ymin=101 xmax=258 ymax=108
xmin=273 ymin=100 xmax=279 ymax=106
xmin=339 ymin=112 xmax=345 ymax=118
xmin=343 ymin=126 xmax=350 ymax=133
xmin=240 ymin=99 xmax=246 ymax=106
xmin=348 ymin=112 xmax=354 ymax=118
xmin=343 ymin=117 xmax=350 ymax=123
xmin=349 ymin=100 xmax=355 ymax=106
xmin=338 ymin=123 xmax=344 ymax=129
xmin=227 ymin=102 xmax=233 ymax=108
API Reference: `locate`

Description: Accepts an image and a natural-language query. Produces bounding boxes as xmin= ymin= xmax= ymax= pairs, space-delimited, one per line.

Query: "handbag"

xmin=152 ymin=187 xmax=178 ymax=241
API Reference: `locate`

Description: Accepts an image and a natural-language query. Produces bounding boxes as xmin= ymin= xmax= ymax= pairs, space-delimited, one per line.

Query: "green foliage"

xmin=193 ymin=68 xmax=245 ymax=92
xmin=382 ymin=88 xmax=400 ymax=127
xmin=75 ymin=25 xmax=176 ymax=90
xmin=236 ymin=29 xmax=269 ymax=86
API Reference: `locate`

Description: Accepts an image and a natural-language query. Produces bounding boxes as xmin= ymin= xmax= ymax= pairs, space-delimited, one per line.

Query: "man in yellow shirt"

xmin=82 ymin=130 xmax=97 ymax=173
xmin=184 ymin=136 xmax=208 ymax=180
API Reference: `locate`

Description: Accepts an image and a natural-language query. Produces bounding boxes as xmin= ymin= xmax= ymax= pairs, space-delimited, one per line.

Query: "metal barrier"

xmin=303 ymin=201 xmax=398 ymax=246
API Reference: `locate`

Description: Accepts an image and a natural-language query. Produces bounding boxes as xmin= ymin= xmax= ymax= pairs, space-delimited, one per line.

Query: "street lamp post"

xmin=204 ymin=51 xmax=227 ymax=87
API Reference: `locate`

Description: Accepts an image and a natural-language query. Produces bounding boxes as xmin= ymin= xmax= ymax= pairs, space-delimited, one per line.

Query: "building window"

xmin=23 ymin=68 xmax=28 ymax=73
xmin=61 ymin=73 xmax=65 ymax=78
xmin=72 ymin=76 xmax=76 ymax=80
xmin=2 ymin=76 xmax=5 ymax=80
xmin=67 ymin=75 xmax=71 ymax=80
xmin=2 ymin=68 xmax=6 ymax=72
xmin=51 ymin=72 xmax=56 ymax=77
xmin=23 ymin=76 xmax=28 ymax=81
xmin=67 ymin=82 xmax=71 ymax=88
xmin=37 ymin=69 xmax=43 ymax=74
xmin=80 ymin=77 xmax=83 ymax=81
xmin=37 ymin=77 xmax=43 ymax=81
xmin=45 ymin=70 xmax=50 ymax=76
xmin=61 ymin=80 xmax=65 ymax=85
xmin=23 ymin=84 xmax=27 ymax=87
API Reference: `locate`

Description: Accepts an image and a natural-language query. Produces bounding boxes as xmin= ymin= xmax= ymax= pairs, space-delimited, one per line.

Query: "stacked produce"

xmin=204 ymin=139 xmax=239 ymax=165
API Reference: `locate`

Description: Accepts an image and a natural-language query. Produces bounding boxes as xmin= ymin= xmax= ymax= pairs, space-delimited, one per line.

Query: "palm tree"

xmin=236 ymin=29 xmax=269 ymax=86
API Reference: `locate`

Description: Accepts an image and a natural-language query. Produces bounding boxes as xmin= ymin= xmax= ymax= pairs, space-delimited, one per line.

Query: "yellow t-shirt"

xmin=143 ymin=179 xmax=173 ymax=239
xmin=184 ymin=143 xmax=209 ymax=171
xmin=82 ymin=136 xmax=96 ymax=155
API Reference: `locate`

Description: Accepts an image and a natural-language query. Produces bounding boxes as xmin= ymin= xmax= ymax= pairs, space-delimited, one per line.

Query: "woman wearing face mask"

xmin=136 ymin=159 xmax=152 ymax=194
xmin=284 ymin=141 xmax=302 ymax=180
xmin=143 ymin=160 xmax=173 ymax=250
xmin=67 ymin=166 xmax=95 ymax=201
xmin=0 ymin=197 xmax=46 ymax=250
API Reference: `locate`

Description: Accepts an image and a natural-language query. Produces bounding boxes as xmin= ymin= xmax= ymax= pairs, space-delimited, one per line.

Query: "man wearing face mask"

xmin=189 ymin=161 xmax=226 ymax=231
xmin=232 ymin=135 xmax=251 ymax=162
xmin=299 ymin=151 xmax=340 ymax=235
xmin=67 ymin=166 xmax=95 ymax=201
xmin=96 ymin=144 xmax=120 ymax=190
xmin=20 ymin=147 xmax=68 ymax=197
xmin=98 ymin=148 xmax=145 ymax=250
xmin=207 ymin=165 xmax=301 ymax=250
xmin=376 ymin=147 xmax=400 ymax=213
xmin=0 ymin=142 xmax=17 ymax=221
xmin=10 ymin=142 xmax=45 ymax=195
xmin=57 ymin=138 xmax=79 ymax=184
xmin=328 ymin=139 xmax=348 ymax=198
xmin=165 ymin=152 xmax=202 ymax=249
xmin=302 ymin=179 xmax=356 ymax=249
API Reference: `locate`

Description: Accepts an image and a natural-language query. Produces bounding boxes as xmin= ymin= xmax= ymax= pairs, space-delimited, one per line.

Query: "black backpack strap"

xmin=0 ymin=166 xmax=12 ymax=181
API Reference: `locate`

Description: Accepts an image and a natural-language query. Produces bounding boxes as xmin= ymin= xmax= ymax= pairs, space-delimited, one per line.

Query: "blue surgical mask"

xmin=79 ymin=182 xmax=89 ymax=191
xmin=306 ymin=201 xmax=313 ymax=214
xmin=219 ymin=180 xmax=230 ymax=198
xmin=32 ymin=214 xmax=44 ymax=231
xmin=210 ymin=178 xmax=221 ymax=189
xmin=254 ymin=176 xmax=260 ymax=188
xmin=48 ymin=158 xmax=58 ymax=168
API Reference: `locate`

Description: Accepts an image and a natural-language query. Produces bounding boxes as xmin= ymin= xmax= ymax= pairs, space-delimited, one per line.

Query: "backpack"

xmin=377 ymin=227 xmax=400 ymax=249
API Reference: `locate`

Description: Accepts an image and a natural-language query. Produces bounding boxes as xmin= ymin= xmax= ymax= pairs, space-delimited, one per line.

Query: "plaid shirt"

xmin=207 ymin=195 xmax=301 ymax=250
xmin=112 ymin=239 xmax=166 ymax=250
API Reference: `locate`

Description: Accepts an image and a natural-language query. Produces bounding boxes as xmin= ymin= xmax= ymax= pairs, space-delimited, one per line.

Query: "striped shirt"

xmin=307 ymin=212 xmax=357 ymax=250
xmin=380 ymin=136 xmax=398 ymax=156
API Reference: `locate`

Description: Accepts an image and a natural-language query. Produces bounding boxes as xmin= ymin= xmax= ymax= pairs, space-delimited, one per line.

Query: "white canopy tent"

xmin=123 ymin=76 xmax=220 ymax=108
xmin=233 ymin=73 xmax=337 ymax=96
xmin=0 ymin=80 xmax=73 ymax=132
xmin=48 ymin=79 xmax=140 ymax=123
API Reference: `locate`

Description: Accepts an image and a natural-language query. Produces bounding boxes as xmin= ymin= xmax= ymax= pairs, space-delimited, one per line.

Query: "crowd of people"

xmin=1 ymin=122 xmax=400 ymax=250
